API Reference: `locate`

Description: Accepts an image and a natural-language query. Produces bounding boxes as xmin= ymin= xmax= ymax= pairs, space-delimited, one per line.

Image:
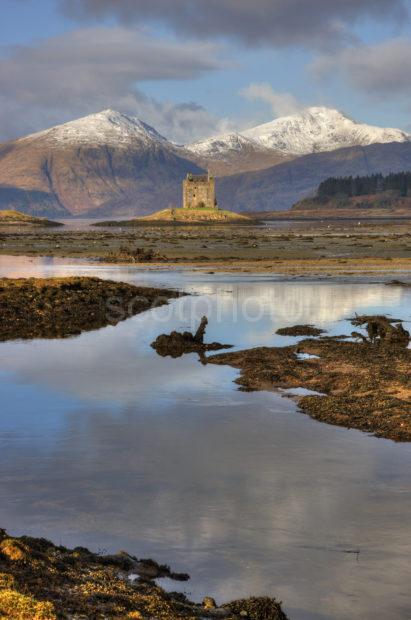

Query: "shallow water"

xmin=1 ymin=256 xmax=411 ymax=620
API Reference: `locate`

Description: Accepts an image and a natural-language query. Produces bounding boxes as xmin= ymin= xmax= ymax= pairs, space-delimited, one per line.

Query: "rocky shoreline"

xmin=0 ymin=529 xmax=288 ymax=619
xmin=0 ymin=277 xmax=180 ymax=341
xmin=209 ymin=316 xmax=411 ymax=442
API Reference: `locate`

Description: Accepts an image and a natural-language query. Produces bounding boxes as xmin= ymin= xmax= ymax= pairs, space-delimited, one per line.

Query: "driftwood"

xmin=151 ymin=316 xmax=232 ymax=360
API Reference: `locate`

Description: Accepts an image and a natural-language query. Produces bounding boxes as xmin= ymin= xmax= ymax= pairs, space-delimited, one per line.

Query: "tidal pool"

xmin=1 ymin=255 xmax=411 ymax=620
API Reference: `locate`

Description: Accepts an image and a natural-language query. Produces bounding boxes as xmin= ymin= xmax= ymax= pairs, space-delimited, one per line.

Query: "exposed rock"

xmin=386 ymin=280 xmax=411 ymax=288
xmin=151 ymin=316 xmax=232 ymax=359
xmin=203 ymin=596 xmax=217 ymax=609
xmin=223 ymin=596 xmax=288 ymax=620
xmin=0 ymin=277 xmax=180 ymax=341
xmin=350 ymin=315 xmax=410 ymax=349
xmin=276 ymin=324 xmax=326 ymax=337
xmin=104 ymin=246 xmax=167 ymax=263
xmin=209 ymin=316 xmax=411 ymax=442
xmin=0 ymin=528 xmax=289 ymax=619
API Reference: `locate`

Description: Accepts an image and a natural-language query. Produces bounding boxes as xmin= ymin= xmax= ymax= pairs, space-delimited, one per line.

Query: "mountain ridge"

xmin=0 ymin=107 xmax=410 ymax=217
xmin=241 ymin=106 xmax=409 ymax=155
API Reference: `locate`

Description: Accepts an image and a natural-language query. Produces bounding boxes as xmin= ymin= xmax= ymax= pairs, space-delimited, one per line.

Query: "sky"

xmin=0 ymin=0 xmax=411 ymax=143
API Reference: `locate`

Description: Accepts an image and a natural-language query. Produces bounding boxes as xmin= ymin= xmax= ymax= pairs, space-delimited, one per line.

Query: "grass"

xmin=0 ymin=209 xmax=61 ymax=227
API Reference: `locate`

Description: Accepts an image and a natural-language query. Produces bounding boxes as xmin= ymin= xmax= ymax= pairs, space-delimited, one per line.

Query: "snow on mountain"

xmin=242 ymin=107 xmax=410 ymax=155
xmin=185 ymin=132 xmax=270 ymax=157
xmin=18 ymin=109 xmax=169 ymax=148
xmin=183 ymin=131 xmax=291 ymax=175
xmin=0 ymin=109 xmax=203 ymax=218
xmin=15 ymin=106 xmax=409 ymax=160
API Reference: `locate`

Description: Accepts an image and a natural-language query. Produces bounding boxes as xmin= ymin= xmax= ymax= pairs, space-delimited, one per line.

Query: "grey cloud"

xmin=0 ymin=27 xmax=225 ymax=142
xmin=312 ymin=38 xmax=411 ymax=98
xmin=59 ymin=0 xmax=408 ymax=49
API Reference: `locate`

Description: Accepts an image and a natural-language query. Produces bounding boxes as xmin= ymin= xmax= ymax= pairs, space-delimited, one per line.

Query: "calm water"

xmin=1 ymin=256 xmax=411 ymax=620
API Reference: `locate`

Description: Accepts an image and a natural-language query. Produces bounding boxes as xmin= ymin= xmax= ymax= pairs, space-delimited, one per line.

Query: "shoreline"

xmin=2 ymin=253 xmax=411 ymax=279
xmin=0 ymin=277 xmax=181 ymax=341
xmin=0 ymin=528 xmax=288 ymax=619
xmin=208 ymin=317 xmax=411 ymax=443
xmin=102 ymin=257 xmax=411 ymax=277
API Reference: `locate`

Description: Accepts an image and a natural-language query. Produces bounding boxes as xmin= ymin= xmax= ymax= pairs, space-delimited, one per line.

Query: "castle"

xmin=183 ymin=172 xmax=216 ymax=209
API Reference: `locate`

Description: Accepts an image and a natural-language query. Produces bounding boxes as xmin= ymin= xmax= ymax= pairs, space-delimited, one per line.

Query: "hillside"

xmin=0 ymin=209 xmax=62 ymax=226
xmin=217 ymin=142 xmax=411 ymax=212
xmin=0 ymin=110 xmax=204 ymax=218
xmin=278 ymin=172 xmax=411 ymax=219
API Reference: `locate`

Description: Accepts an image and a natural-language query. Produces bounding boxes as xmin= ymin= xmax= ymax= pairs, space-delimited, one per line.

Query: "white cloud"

xmin=240 ymin=83 xmax=305 ymax=118
xmin=0 ymin=27 xmax=226 ymax=142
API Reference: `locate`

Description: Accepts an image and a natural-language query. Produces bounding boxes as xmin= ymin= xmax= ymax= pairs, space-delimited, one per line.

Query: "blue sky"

xmin=1 ymin=0 xmax=411 ymax=142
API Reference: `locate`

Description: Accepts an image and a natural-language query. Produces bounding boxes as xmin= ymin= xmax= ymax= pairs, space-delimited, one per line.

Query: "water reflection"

xmin=1 ymin=256 xmax=411 ymax=620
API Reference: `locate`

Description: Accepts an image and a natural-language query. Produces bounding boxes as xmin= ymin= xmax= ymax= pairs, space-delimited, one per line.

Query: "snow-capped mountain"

xmin=183 ymin=131 xmax=290 ymax=174
xmin=241 ymin=107 xmax=410 ymax=155
xmin=0 ymin=109 xmax=202 ymax=217
xmin=18 ymin=109 xmax=169 ymax=148
xmin=187 ymin=132 xmax=266 ymax=157
xmin=1 ymin=106 xmax=410 ymax=218
xmin=185 ymin=106 xmax=409 ymax=169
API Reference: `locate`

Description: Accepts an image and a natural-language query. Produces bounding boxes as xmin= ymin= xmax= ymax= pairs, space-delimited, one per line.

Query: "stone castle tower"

xmin=183 ymin=171 xmax=216 ymax=209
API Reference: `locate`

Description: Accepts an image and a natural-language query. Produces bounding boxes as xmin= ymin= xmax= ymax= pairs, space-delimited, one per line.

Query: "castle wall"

xmin=183 ymin=175 xmax=215 ymax=209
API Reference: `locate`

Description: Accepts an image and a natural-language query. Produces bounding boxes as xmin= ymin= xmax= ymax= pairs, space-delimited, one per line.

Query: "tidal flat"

xmin=1 ymin=256 xmax=411 ymax=619
xmin=1 ymin=220 xmax=411 ymax=277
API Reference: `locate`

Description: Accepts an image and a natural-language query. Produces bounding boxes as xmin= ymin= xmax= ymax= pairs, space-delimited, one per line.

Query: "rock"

xmin=223 ymin=596 xmax=288 ymax=620
xmin=203 ymin=596 xmax=217 ymax=609
xmin=151 ymin=316 xmax=232 ymax=359
xmin=0 ymin=540 xmax=28 ymax=562
xmin=351 ymin=314 xmax=410 ymax=349
xmin=276 ymin=324 xmax=325 ymax=337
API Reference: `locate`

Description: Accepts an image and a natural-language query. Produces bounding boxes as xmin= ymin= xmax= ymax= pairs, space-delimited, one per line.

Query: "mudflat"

xmin=1 ymin=220 xmax=411 ymax=276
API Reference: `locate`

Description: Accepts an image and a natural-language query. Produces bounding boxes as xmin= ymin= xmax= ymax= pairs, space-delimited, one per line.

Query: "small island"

xmin=0 ymin=209 xmax=62 ymax=227
xmin=96 ymin=173 xmax=255 ymax=226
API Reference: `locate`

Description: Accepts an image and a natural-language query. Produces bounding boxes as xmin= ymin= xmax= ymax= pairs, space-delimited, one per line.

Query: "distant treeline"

xmin=318 ymin=172 xmax=411 ymax=198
